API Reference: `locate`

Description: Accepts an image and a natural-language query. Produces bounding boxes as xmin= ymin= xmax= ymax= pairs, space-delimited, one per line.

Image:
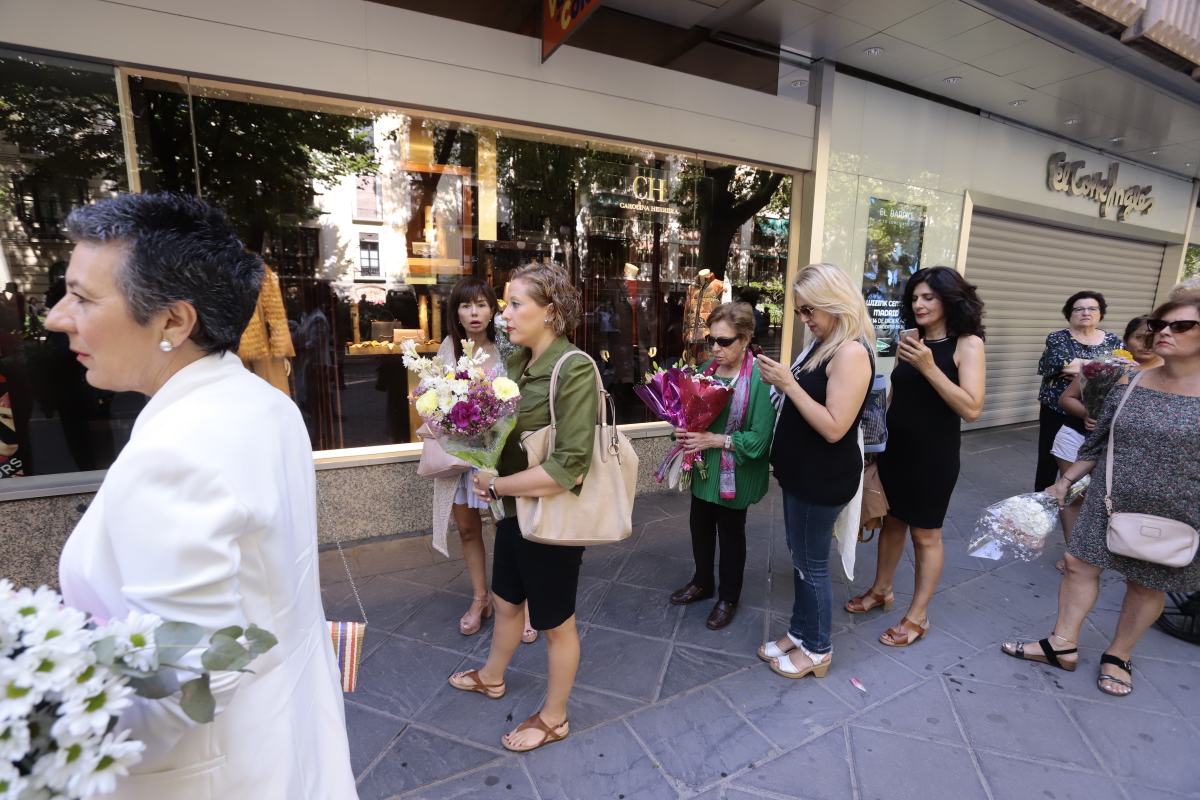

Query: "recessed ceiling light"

xmin=1150 ymin=150 xmax=1159 ymax=155
xmin=943 ymin=75 xmax=962 ymax=84
xmin=1009 ymin=99 xmax=1026 ymax=107
xmin=1187 ymin=162 xmax=1194 ymax=167
xmin=863 ymin=47 xmax=884 ymax=56
xmin=790 ymin=79 xmax=808 ymax=88
xmin=1109 ymin=136 xmax=1124 ymax=144
xmin=1064 ymin=118 xmax=1080 ymax=126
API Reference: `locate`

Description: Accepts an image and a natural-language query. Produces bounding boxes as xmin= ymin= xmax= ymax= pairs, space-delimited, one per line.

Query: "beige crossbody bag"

xmin=1103 ymin=370 xmax=1199 ymax=568
xmin=516 ymin=350 xmax=639 ymax=546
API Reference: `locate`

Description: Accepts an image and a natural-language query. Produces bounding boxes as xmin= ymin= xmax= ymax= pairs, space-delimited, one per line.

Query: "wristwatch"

xmin=724 ymin=434 xmax=733 ymax=451
xmin=487 ymin=476 xmax=500 ymax=501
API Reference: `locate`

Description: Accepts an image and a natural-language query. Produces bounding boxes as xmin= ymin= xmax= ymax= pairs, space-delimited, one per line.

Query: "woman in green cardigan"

xmin=671 ymin=302 xmax=778 ymax=630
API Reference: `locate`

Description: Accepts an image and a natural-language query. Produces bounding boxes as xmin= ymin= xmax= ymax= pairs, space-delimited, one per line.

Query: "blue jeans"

xmin=782 ymin=490 xmax=845 ymax=655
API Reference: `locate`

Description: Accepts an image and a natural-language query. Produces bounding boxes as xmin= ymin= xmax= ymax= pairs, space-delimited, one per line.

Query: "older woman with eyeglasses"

xmin=1003 ymin=299 xmax=1200 ymax=697
xmin=669 ymin=302 xmax=778 ymax=630
xmin=1034 ymin=291 xmax=1121 ymax=494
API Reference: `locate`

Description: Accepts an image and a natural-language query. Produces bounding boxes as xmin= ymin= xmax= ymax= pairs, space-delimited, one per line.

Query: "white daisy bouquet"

xmin=401 ymin=339 xmax=522 ymax=515
xmin=968 ymin=479 xmax=1090 ymax=561
xmin=1 ymin=580 xmax=277 ymax=799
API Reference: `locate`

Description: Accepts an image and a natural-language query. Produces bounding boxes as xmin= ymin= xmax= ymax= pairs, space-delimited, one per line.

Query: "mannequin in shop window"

xmin=0 ymin=280 xmax=32 ymax=474
xmin=237 ymin=264 xmax=295 ymax=395
xmin=684 ymin=268 xmax=724 ymax=362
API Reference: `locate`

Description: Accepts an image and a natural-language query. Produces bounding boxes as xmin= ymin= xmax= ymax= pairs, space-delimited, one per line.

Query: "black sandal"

xmin=1000 ymin=637 xmax=1078 ymax=672
xmin=1097 ymin=653 xmax=1133 ymax=697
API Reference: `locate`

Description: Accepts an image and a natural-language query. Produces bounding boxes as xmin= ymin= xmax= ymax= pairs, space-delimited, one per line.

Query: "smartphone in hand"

xmin=899 ymin=328 xmax=920 ymax=344
xmin=749 ymin=343 xmax=763 ymax=358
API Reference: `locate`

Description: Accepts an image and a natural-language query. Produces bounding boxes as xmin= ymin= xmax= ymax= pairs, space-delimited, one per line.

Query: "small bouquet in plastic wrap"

xmin=0 ymin=580 xmax=277 ymax=799
xmin=635 ymin=361 xmax=733 ymax=490
xmin=1079 ymin=349 xmax=1134 ymax=419
xmin=402 ymin=339 xmax=521 ymax=516
xmin=968 ymin=477 xmax=1090 ymax=561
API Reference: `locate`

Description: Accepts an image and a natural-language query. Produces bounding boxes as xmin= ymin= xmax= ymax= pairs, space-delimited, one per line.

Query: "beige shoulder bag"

xmin=1104 ymin=370 xmax=1199 ymax=567
xmin=516 ymin=350 xmax=639 ymax=546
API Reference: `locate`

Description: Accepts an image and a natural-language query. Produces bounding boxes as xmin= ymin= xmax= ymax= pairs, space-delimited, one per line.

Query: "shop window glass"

xmin=0 ymin=50 xmax=129 ymax=481
xmin=1 ymin=49 xmax=793 ymax=482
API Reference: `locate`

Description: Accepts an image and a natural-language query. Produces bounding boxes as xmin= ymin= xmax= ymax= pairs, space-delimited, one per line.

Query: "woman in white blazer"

xmin=46 ymin=193 xmax=357 ymax=800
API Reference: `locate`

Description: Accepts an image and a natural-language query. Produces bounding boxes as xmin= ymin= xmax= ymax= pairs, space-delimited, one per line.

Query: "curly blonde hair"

xmin=511 ymin=262 xmax=582 ymax=337
xmin=793 ymin=263 xmax=875 ymax=372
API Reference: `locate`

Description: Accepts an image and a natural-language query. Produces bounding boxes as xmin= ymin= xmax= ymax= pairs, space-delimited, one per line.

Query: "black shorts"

xmin=491 ymin=516 xmax=584 ymax=631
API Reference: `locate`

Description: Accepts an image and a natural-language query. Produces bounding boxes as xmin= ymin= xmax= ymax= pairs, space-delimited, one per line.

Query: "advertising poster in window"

xmin=861 ymin=197 xmax=926 ymax=357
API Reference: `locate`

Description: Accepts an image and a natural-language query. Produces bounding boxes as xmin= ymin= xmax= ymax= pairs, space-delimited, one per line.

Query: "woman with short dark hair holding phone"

xmin=847 ymin=267 xmax=986 ymax=648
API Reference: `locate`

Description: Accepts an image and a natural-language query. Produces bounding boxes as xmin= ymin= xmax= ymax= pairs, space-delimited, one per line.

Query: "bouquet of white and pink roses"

xmin=401 ymin=339 xmax=522 ymax=516
xmin=1 ymin=580 xmax=276 ymax=799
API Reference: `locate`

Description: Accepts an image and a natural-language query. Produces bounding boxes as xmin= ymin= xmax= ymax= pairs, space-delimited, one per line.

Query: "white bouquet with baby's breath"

xmin=0 ymin=580 xmax=276 ymax=799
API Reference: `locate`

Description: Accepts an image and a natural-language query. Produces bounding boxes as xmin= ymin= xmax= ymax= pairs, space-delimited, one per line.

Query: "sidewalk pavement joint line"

xmin=355 ymin=720 xmax=410 ymax=787
xmin=368 ymin=627 xmax=494 ymax=661
xmin=842 ymin=722 xmax=863 ymax=800
xmin=846 ymin=721 xmax=972 ymax=750
xmin=708 ymin=679 xmax=779 ymax=755
xmin=617 ymin=716 xmax=692 ymax=796
xmin=650 ymin=639 xmax=676 ymax=704
xmin=945 ymin=671 xmax=1191 ymax=721
xmin=403 ymin=718 xmax=511 ymax=757
xmin=1055 ymin=693 xmax=1120 ymax=781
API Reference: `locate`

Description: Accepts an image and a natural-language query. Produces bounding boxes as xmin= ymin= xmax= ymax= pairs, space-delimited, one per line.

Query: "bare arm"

xmin=759 ymin=343 xmax=871 ymax=443
xmin=1058 ymin=375 xmax=1087 ymax=420
xmin=473 ymin=465 xmax=571 ymax=499
xmin=897 ymin=335 xmax=986 ymax=422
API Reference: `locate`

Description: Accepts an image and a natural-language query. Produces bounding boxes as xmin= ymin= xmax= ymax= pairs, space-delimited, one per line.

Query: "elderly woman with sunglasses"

xmin=1003 ymin=299 xmax=1200 ymax=697
xmin=669 ymin=302 xmax=778 ymax=630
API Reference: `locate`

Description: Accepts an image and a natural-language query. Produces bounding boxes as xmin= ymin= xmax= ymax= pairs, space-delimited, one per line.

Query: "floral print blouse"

xmin=1037 ymin=328 xmax=1122 ymax=408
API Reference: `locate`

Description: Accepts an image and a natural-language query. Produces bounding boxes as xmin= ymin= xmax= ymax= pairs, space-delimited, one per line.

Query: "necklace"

xmin=924 ymin=336 xmax=951 ymax=344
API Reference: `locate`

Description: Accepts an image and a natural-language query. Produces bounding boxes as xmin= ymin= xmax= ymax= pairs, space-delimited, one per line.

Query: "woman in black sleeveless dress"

xmin=847 ymin=267 xmax=986 ymax=647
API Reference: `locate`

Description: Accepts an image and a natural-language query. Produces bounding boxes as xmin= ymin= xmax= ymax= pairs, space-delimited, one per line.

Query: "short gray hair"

xmin=66 ymin=193 xmax=263 ymax=354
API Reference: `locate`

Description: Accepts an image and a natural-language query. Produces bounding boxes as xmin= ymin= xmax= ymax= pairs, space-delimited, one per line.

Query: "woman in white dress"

xmin=47 ymin=193 xmax=356 ymax=800
xmin=432 ymin=278 xmax=536 ymax=642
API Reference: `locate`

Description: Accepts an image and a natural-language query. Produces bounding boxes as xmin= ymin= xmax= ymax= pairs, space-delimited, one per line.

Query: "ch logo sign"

xmin=632 ymin=176 xmax=668 ymax=203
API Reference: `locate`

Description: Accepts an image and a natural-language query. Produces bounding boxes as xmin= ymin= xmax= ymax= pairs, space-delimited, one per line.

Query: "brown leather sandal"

xmin=447 ymin=669 xmax=506 ymax=699
xmin=879 ymin=617 xmax=929 ymax=647
xmin=846 ymin=590 xmax=894 ymax=615
xmin=502 ymin=713 xmax=569 ymax=753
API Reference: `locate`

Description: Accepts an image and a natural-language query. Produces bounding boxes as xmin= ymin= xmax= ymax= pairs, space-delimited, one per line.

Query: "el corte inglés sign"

xmin=1046 ymin=152 xmax=1154 ymax=221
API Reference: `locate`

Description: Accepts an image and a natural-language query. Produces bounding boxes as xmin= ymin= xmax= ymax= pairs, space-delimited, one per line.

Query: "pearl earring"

xmin=159 ymin=338 xmax=173 ymax=353
xmin=544 ymin=318 xmax=551 ymax=326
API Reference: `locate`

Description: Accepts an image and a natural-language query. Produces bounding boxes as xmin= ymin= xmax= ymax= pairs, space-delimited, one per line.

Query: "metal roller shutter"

xmin=963 ymin=213 xmax=1164 ymax=429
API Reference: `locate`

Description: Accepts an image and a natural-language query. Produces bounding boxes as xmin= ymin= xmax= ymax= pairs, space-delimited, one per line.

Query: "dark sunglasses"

xmin=794 ymin=305 xmax=816 ymax=317
xmin=1145 ymin=319 xmax=1200 ymax=334
xmin=705 ymin=334 xmax=739 ymax=348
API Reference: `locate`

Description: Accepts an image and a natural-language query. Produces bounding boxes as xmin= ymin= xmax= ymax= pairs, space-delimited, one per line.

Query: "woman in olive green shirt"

xmin=672 ymin=302 xmax=778 ymax=630
xmin=448 ymin=262 xmax=597 ymax=755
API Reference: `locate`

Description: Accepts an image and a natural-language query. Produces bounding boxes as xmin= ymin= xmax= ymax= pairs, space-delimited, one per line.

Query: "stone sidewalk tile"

xmin=625 ymin=687 xmax=775 ymax=791
xmin=1065 ymin=699 xmax=1200 ymax=797
xmin=849 ymin=726 xmax=988 ymax=800
xmin=730 ymin=728 xmax=853 ymax=800
xmin=355 ymin=727 xmax=500 ymax=800
xmin=523 ymin=719 xmax=677 ymax=799
xmin=332 ymin=426 xmax=1200 ymax=800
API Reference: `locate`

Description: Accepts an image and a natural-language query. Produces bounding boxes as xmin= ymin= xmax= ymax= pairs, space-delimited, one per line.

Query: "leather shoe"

xmin=669 ymin=583 xmax=713 ymax=605
xmin=706 ymin=601 xmax=737 ymax=630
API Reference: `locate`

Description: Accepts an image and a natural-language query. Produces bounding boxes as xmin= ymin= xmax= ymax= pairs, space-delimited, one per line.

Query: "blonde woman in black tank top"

xmin=756 ymin=264 xmax=875 ymax=680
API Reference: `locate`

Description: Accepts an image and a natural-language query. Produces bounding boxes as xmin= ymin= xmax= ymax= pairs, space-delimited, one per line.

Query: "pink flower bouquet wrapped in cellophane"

xmin=401 ymin=339 xmax=521 ymax=517
xmin=635 ymin=362 xmax=733 ymax=491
